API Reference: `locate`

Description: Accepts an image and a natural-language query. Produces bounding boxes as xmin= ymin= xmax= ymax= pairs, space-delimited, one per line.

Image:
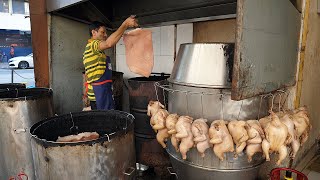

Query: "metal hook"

xmin=69 ymin=112 xmax=75 ymax=132
xmin=200 ymin=92 xmax=204 ymax=118
xmin=154 ymin=82 xmax=159 ymax=102
xmin=258 ymin=95 xmax=263 ymax=120
xmin=185 ymin=92 xmax=189 ymax=115
xmin=237 ymin=101 xmax=243 ymax=120
xmin=220 ymin=93 xmax=224 ymax=120
xmin=270 ymin=94 xmax=276 ymax=112
xmin=105 ymin=133 xmax=110 ymax=142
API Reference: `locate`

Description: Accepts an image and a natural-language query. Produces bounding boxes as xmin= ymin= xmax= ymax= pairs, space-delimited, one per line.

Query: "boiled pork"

xmin=56 ymin=132 xmax=99 ymax=142
xmin=123 ymin=28 xmax=154 ymax=77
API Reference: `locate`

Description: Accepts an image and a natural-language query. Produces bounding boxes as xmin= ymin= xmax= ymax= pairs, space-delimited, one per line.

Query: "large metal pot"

xmin=0 ymin=83 xmax=26 ymax=90
xmin=168 ymin=83 xmax=269 ymax=122
xmin=30 ymin=110 xmax=136 ymax=180
xmin=0 ymin=88 xmax=53 ymax=179
xmin=169 ymin=43 xmax=234 ymax=88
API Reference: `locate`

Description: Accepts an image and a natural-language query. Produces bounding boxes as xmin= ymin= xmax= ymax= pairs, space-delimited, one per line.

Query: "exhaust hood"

xmin=47 ymin=0 xmax=237 ymax=28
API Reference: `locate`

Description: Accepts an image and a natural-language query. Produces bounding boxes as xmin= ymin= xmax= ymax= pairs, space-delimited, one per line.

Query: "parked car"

xmin=8 ymin=53 xmax=34 ymax=69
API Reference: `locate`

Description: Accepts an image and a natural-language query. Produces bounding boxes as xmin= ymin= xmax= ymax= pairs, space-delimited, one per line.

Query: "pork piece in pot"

xmin=191 ymin=118 xmax=211 ymax=157
xmin=56 ymin=132 xmax=100 ymax=142
xmin=175 ymin=116 xmax=194 ymax=160
xmin=209 ymin=120 xmax=234 ymax=161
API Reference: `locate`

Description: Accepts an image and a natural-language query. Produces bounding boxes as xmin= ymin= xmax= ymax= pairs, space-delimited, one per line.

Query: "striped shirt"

xmin=83 ymin=39 xmax=107 ymax=101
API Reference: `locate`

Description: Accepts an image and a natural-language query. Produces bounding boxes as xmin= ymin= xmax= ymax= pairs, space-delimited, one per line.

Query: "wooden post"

xmin=29 ymin=0 xmax=49 ymax=87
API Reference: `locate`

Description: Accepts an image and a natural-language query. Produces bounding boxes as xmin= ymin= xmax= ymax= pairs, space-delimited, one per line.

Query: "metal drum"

xmin=30 ymin=110 xmax=136 ymax=180
xmin=0 ymin=83 xmax=26 ymax=90
xmin=112 ymin=71 xmax=124 ymax=110
xmin=127 ymin=74 xmax=171 ymax=176
xmin=0 ymin=88 xmax=53 ymax=179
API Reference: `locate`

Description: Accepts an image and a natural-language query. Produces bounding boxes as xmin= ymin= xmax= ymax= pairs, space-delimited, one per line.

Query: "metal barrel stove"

xmin=112 ymin=71 xmax=124 ymax=110
xmin=30 ymin=110 xmax=136 ymax=180
xmin=127 ymin=74 xmax=171 ymax=176
xmin=162 ymin=43 xmax=269 ymax=180
xmin=0 ymin=88 xmax=53 ymax=179
xmin=0 ymin=83 xmax=26 ymax=90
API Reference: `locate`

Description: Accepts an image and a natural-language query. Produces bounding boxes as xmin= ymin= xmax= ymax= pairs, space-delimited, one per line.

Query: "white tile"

xmin=116 ymin=37 xmax=125 ymax=55
xmin=116 ymin=54 xmax=145 ymax=79
xmin=160 ymin=25 xmax=174 ymax=56
xmin=146 ymin=27 xmax=161 ymax=56
xmin=153 ymin=55 xmax=174 ymax=74
xmin=176 ymin=23 xmax=193 ymax=55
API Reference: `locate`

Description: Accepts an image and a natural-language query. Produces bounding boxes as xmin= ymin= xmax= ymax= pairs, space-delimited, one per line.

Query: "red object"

xmin=270 ymin=168 xmax=308 ymax=180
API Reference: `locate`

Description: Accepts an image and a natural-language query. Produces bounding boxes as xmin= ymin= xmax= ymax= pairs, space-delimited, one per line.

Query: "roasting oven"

xmin=155 ymin=43 xmax=270 ymax=180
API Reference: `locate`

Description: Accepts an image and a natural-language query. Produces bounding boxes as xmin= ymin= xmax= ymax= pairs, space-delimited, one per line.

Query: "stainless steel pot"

xmin=168 ymin=83 xmax=269 ymax=122
xmin=169 ymin=43 xmax=234 ymax=88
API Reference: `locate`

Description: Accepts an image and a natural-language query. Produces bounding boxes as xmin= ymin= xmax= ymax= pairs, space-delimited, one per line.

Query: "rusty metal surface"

xmin=30 ymin=110 xmax=136 ymax=180
xmin=29 ymin=0 xmax=50 ymax=87
xmin=31 ymin=132 xmax=135 ymax=180
xmin=232 ymin=0 xmax=301 ymax=100
xmin=0 ymin=89 xmax=53 ymax=180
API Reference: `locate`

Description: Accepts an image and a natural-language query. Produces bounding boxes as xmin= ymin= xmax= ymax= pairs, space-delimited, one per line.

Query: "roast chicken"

xmin=165 ymin=113 xmax=180 ymax=152
xmin=228 ymin=120 xmax=249 ymax=157
xmin=175 ymin=116 xmax=194 ymax=160
xmin=209 ymin=120 xmax=234 ymax=161
xmin=191 ymin=118 xmax=211 ymax=157
xmin=291 ymin=107 xmax=311 ymax=145
xmin=147 ymin=101 xmax=165 ymax=117
xmin=279 ymin=113 xmax=300 ymax=158
xmin=245 ymin=120 xmax=265 ymax=162
xmin=261 ymin=111 xmax=291 ymax=165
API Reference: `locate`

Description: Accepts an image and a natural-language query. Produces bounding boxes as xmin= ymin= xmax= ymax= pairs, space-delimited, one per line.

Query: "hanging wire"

xmin=237 ymin=101 xmax=244 ymax=120
xmin=154 ymin=82 xmax=159 ymax=102
xmin=270 ymin=94 xmax=276 ymax=112
xmin=257 ymin=95 xmax=263 ymax=120
xmin=200 ymin=92 xmax=204 ymax=118
xmin=163 ymin=87 xmax=166 ymax=109
xmin=185 ymin=92 xmax=189 ymax=115
xmin=220 ymin=93 xmax=224 ymax=120
xmin=69 ymin=112 xmax=75 ymax=133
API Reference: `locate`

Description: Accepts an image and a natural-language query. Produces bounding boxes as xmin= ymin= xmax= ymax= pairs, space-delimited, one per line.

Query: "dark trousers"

xmin=92 ymin=83 xmax=114 ymax=110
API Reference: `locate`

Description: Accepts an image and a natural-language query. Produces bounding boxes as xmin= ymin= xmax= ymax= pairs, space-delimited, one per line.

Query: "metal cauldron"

xmin=170 ymin=43 xmax=234 ymax=88
xmin=0 ymin=83 xmax=26 ymax=90
xmin=163 ymin=43 xmax=267 ymax=180
xmin=30 ymin=110 xmax=136 ymax=180
xmin=0 ymin=88 xmax=53 ymax=179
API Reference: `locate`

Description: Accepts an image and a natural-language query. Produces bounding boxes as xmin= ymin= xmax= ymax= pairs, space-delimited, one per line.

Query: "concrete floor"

xmin=306 ymin=156 xmax=320 ymax=180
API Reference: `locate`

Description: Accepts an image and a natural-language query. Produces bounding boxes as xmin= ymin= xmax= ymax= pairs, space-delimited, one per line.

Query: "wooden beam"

xmin=29 ymin=0 xmax=49 ymax=87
